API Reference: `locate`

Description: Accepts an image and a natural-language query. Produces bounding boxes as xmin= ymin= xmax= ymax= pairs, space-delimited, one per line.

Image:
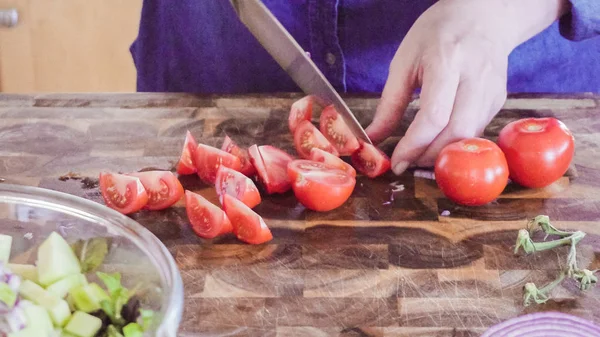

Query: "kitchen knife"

xmin=229 ymin=0 xmax=372 ymax=144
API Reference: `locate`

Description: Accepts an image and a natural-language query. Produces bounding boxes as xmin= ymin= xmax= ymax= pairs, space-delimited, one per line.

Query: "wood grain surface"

xmin=1 ymin=92 xmax=600 ymax=337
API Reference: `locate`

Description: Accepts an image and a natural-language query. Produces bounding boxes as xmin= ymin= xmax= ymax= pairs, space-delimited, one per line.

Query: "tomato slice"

xmin=127 ymin=171 xmax=184 ymax=211
xmin=176 ymin=131 xmax=199 ymax=175
xmin=293 ymin=120 xmax=339 ymax=159
xmin=215 ymin=166 xmax=261 ymax=208
xmin=248 ymin=145 xmax=294 ymax=194
xmin=221 ymin=135 xmax=256 ymax=177
xmin=350 ymin=141 xmax=391 ymax=178
xmin=287 ymin=160 xmax=355 ymax=212
xmin=99 ymin=172 xmax=149 ymax=215
xmin=185 ymin=190 xmax=232 ymax=239
xmin=194 ymin=144 xmax=242 ymax=185
xmin=319 ymin=105 xmax=360 ymax=155
xmin=222 ymin=193 xmax=273 ymax=244
xmin=309 ymin=147 xmax=356 ymax=178
xmin=288 ymin=95 xmax=314 ymax=133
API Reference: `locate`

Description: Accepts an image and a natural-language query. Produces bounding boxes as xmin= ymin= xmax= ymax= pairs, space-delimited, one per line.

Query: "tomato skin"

xmin=215 ymin=166 xmax=261 ymax=208
xmin=319 ymin=105 xmax=360 ymax=156
xmin=309 ymin=147 xmax=356 ymax=178
xmin=221 ymin=135 xmax=256 ymax=177
xmin=288 ymin=95 xmax=314 ymax=133
xmin=350 ymin=141 xmax=391 ymax=178
xmin=222 ymin=194 xmax=273 ymax=245
xmin=176 ymin=131 xmax=198 ymax=175
xmin=497 ymin=117 xmax=575 ymax=188
xmin=185 ymin=190 xmax=232 ymax=239
xmin=287 ymin=160 xmax=355 ymax=212
xmin=434 ymin=137 xmax=509 ymax=206
xmin=194 ymin=144 xmax=242 ymax=185
xmin=99 ymin=172 xmax=149 ymax=215
xmin=248 ymin=145 xmax=294 ymax=194
xmin=127 ymin=171 xmax=184 ymax=211
xmin=293 ymin=120 xmax=339 ymax=159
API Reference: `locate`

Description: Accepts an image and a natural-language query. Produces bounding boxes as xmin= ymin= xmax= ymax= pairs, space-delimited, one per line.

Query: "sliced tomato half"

xmin=287 ymin=160 xmax=355 ymax=212
xmin=222 ymin=193 xmax=273 ymax=245
xmin=310 ymin=147 xmax=356 ymax=178
xmin=350 ymin=141 xmax=391 ymax=178
xmin=99 ymin=172 xmax=149 ymax=215
xmin=288 ymin=95 xmax=314 ymax=133
xmin=185 ymin=190 xmax=232 ymax=239
xmin=248 ymin=145 xmax=294 ymax=194
xmin=194 ymin=144 xmax=242 ymax=185
xmin=221 ymin=135 xmax=256 ymax=176
xmin=176 ymin=130 xmax=199 ymax=175
xmin=319 ymin=105 xmax=360 ymax=155
xmin=127 ymin=171 xmax=184 ymax=211
xmin=215 ymin=166 xmax=261 ymax=208
xmin=293 ymin=120 xmax=339 ymax=159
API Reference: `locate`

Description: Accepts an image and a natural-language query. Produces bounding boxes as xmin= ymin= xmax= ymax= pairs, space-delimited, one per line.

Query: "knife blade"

xmin=229 ymin=0 xmax=372 ymax=144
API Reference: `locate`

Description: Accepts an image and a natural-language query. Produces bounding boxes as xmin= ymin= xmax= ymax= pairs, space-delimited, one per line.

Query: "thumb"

xmin=365 ymin=60 xmax=416 ymax=144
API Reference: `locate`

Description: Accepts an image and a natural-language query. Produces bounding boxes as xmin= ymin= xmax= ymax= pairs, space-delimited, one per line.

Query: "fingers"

xmin=390 ymin=63 xmax=460 ymax=175
xmin=415 ymin=78 xmax=486 ymax=167
xmin=365 ymin=58 xmax=416 ymax=144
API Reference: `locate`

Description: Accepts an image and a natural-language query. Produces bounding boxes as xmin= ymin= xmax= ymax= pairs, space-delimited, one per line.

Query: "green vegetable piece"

xmin=37 ymin=232 xmax=82 ymax=286
xmin=23 ymin=302 xmax=54 ymax=335
xmin=0 ymin=234 xmax=12 ymax=263
xmin=527 ymin=215 xmax=574 ymax=239
xmin=7 ymin=264 xmax=38 ymax=283
xmin=64 ymin=311 xmax=103 ymax=337
xmin=0 ymin=282 xmax=17 ymax=308
xmin=523 ymin=272 xmax=566 ymax=306
xmin=123 ymin=323 xmax=144 ymax=337
xmin=69 ymin=283 xmax=110 ymax=313
xmin=19 ymin=280 xmax=72 ymax=327
xmin=70 ymin=238 xmax=109 ymax=273
xmin=140 ymin=309 xmax=155 ymax=331
xmin=46 ymin=273 xmax=88 ymax=299
xmin=97 ymin=272 xmax=130 ymax=326
xmin=7 ymin=326 xmax=48 ymax=337
xmin=106 ymin=325 xmax=125 ymax=337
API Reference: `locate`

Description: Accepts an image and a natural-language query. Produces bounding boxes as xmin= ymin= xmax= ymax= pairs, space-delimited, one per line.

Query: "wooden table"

xmin=1 ymin=92 xmax=600 ymax=336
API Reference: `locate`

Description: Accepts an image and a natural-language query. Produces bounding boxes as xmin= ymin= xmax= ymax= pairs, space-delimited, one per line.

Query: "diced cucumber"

xmin=8 ymin=326 xmax=49 ymax=337
xmin=0 ymin=234 xmax=12 ymax=263
xmin=69 ymin=283 xmax=109 ymax=313
xmin=123 ymin=323 xmax=144 ymax=337
xmin=23 ymin=302 xmax=54 ymax=334
xmin=0 ymin=282 xmax=17 ymax=308
xmin=7 ymin=264 xmax=38 ymax=283
xmin=19 ymin=280 xmax=72 ymax=327
xmin=37 ymin=232 xmax=81 ymax=286
xmin=63 ymin=311 xmax=102 ymax=337
xmin=46 ymin=274 xmax=88 ymax=299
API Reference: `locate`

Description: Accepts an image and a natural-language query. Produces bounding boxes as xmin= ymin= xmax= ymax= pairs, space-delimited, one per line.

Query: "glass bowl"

xmin=0 ymin=184 xmax=183 ymax=337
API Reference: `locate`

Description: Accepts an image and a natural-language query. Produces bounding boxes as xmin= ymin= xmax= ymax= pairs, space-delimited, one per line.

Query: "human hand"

xmin=365 ymin=0 xmax=569 ymax=175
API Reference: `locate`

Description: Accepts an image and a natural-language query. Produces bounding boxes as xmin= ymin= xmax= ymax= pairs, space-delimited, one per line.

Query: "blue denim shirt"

xmin=130 ymin=0 xmax=600 ymax=94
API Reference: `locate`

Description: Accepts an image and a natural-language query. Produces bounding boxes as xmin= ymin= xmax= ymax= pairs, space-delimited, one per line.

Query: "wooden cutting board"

xmin=1 ymin=92 xmax=600 ymax=336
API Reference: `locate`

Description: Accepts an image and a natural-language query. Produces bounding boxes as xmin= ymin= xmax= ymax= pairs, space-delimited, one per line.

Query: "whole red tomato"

xmin=497 ymin=117 xmax=574 ymax=188
xmin=434 ymin=138 xmax=509 ymax=206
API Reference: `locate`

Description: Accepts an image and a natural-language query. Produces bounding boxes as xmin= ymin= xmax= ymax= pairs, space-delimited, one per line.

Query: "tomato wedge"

xmin=221 ymin=135 xmax=256 ymax=177
xmin=99 ymin=172 xmax=149 ymax=215
xmin=222 ymin=193 xmax=273 ymax=244
xmin=248 ymin=145 xmax=294 ymax=194
xmin=293 ymin=120 xmax=338 ymax=159
xmin=288 ymin=95 xmax=314 ymax=133
xmin=176 ymin=130 xmax=199 ymax=175
xmin=287 ymin=160 xmax=355 ymax=212
xmin=310 ymin=147 xmax=356 ymax=178
xmin=215 ymin=166 xmax=261 ymax=208
xmin=351 ymin=141 xmax=391 ymax=178
xmin=319 ymin=105 xmax=360 ymax=155
xmin=127 ymin=171 xmax=184 ymax=211
xmin=185 ymin=190 xmax=232 ymax=239
xmin=194 ymin=144 xmax=242 ymax=185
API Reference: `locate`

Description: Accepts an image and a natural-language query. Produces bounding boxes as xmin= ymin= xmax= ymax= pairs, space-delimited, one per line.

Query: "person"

xmin=130 ymin=0 xmax=599 ymax=175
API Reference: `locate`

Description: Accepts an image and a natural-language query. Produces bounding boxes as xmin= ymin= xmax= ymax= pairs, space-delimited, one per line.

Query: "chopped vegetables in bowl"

xmin=0 ymin=184 xmax=183 ymax=337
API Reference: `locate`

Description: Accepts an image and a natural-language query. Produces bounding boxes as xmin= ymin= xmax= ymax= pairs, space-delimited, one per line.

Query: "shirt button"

xmin=326 ymin=52 xmax=336 ymax=65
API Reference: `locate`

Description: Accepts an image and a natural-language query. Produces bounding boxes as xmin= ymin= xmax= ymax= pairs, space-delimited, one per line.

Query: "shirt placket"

xmin=308 ymin=0 xmax=346 ymax=92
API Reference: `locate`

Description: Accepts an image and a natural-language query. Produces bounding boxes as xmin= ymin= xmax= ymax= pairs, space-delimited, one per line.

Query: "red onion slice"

xmin=482 ymin=312 xmax=600 ymax=337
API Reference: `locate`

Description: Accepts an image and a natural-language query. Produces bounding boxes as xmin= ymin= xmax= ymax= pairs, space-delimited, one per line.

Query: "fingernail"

xmin=393 ymin=161 xmax=410 ymax=175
